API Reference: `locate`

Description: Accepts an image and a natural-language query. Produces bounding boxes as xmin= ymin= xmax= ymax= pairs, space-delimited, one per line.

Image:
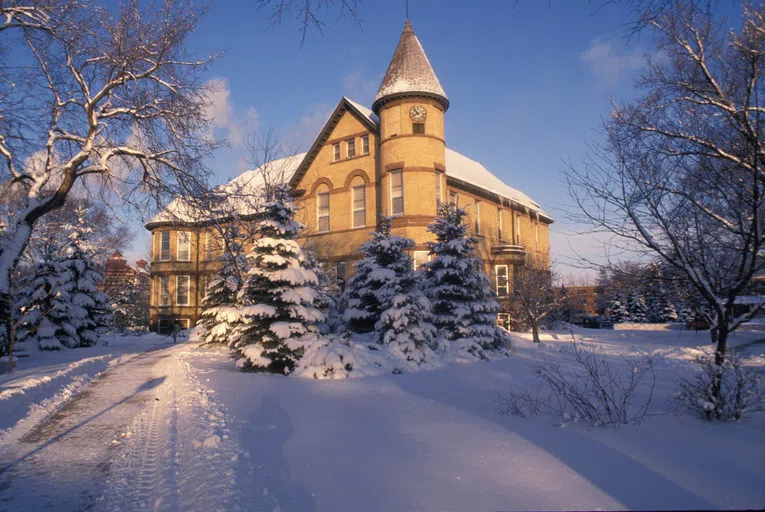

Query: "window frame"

xmin=435 ymin=172 xmax=443 ymax=205
xmin=159 ymin=231 xmax=171 ymax=261
xmin=204 ymin=232 xmax=213 ymax=260
xmin=316 ymin=185 xmax=330 ymax=233
xmin=413 ymin=250 xmax=431 ymax=271
xmin=449 ymin=191 xmax=458 ymax=206
xmin=351 ymin=177 xmax=366 ymax=228
xmin=495 ymin=265 xmax=509 ymax=297
xmin=390 ymin=170 xmax=404 ymax=216
xmin=176 ymin=275 xmax=191 ymax=306
xmin=346 ymin=138 xmax=356 ymax=159
xmin=159 ymin=275 xmax=171 ymax=306
xmin=333 ymin=143 xmax=341 ymax=162
xmin=412 ymin=122 xmax=425 ymax=134
xmin=361 ymin=135 xmax=370 ymax=155
xmin=176 ymin=231 xmax=191 ymax=262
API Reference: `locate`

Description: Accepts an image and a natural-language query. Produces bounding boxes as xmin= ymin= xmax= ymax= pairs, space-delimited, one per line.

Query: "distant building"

xmin=101 ymin=251 xmax=149 ymax=294
xmin=144 ymin=20 xmax=554 ymax=333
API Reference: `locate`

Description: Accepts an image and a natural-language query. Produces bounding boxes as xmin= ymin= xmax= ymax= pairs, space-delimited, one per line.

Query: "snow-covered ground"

xmin=0 ymin=327 xmax=763 ymax=511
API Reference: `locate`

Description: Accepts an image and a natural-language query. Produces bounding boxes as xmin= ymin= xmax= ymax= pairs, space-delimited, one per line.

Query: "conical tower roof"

xmin=372 ymin=20 xmax=448 ymax=114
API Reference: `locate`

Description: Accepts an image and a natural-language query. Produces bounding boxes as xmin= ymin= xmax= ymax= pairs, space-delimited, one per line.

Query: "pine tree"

xmin=424 ymin=202 xmax=505 ymax=357
xmin=59 ymin=208 xmax=112 ymax=347
xmin=342 ymin=216 xmax=397 ymax=333
xmin=15 ymin=255 xmax=77 ymax=350
xmin=627 ymin=293 xmax=648 ymax=323
xmin=229 ymin=186 xmax=323 ymax=374
xmin=198 ymin=234 xmax=248 ymax=345
xmin=302 ymin=248 xmax=339 ymax=334
xmin=609 ymin=294 xmax=630 ymax=323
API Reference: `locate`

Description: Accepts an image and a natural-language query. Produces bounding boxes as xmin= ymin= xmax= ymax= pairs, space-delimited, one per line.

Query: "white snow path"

xmin=0 ymin=343 xmax=244 ymax=512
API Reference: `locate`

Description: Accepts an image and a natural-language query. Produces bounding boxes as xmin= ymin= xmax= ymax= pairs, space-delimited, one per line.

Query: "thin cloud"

xmin=581 ymin=40 xmax=645 ymax=86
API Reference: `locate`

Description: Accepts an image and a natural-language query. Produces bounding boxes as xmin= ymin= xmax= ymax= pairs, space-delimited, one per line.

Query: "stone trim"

xmin=326 ymin=130 xmax=371 ymax=146
xmin=380 ymin=133 xmax=445 ymax=146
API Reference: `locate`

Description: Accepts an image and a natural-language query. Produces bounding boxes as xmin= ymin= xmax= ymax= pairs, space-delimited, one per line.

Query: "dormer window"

xmin=412 ymin=123 xmax=425 ymax=134
xmin=362 ymin=135 xmax=369 ymax=155
xmin=347 ymin=139 xmax=356 ymax=158
xmin=333 ymin=143 xmax=340 ymax=162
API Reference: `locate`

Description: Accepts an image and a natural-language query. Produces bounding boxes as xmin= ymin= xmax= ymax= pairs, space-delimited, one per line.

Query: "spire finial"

xmin=406 ymin=0 xmax=409 ymax=19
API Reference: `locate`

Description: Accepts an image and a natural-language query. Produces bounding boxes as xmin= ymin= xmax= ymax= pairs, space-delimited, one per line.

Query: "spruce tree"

xmin=229 ymin=186 xmax=323 ymax=374
xmin=59 ymin=209 xmax=112 ymax=346
xmin=198 ymin=235 xmax=248 ymax=344
xmin=627 ymin=293 xmax=648 ymax=323
xmin=609 ymin=295 xmax=630 ymax=323
xmin=302 ymin=248 xmax=338 ymax=334
xmin=423 ymin=202 xmax=505 ymax=357
xmin=342 ymin=216 xmax=396 ymax=333
xmin=16 ymin=255 xmax=77 ymax=350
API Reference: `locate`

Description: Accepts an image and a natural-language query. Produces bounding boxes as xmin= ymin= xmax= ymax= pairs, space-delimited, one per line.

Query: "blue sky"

xmin=123 ymin=0 xmax=734 ymax=281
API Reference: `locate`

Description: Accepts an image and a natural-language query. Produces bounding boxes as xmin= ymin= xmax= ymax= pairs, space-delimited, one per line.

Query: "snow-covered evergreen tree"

xmin=302 ymin=248 xmax=338 ymax=334
xmin=198 ymin=233 xmax=248 ymax=345
xmin=15 ymin=255 xmax=76 ymax=350
xmin=229 ymin=186 xmax=323 ymax=374
xmin=627 ymin=294 xmax=648 ymax=323
xmin=342 ymin=216 xmax=396 ymax=333
xmin=110 ymin=266 xmax=151 ymax=333
xmin=58 ymin=209 xmax=112 ymax=346
xmin=423 ymin=202 xmax=505 ymax=357
xmin=609 ymin=295 xmax=630 ymax=323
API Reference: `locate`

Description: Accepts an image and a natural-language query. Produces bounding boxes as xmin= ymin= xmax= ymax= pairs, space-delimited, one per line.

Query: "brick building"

xmin=145 ymin=20 xmax=553 ymax=332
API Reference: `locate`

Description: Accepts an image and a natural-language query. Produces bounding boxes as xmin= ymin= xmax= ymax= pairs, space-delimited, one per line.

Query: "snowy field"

xmin=0 ymin=327 xmax=764 ymax=511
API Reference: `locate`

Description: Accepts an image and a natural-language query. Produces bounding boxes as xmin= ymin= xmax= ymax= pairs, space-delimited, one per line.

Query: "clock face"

xmin=409 ymin=105 xmax=427 ymax=122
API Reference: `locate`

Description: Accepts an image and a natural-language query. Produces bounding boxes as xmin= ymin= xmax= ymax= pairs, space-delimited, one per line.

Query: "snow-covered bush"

xmin=424 ymin=202 xmax=507 ymax=358
xmin=229 ymin=185 xmax=323 ymax=374
xmin=674 ymin=353 xmax=765 ymax=421
xmin=609 ymin=295 xmax=630 ymax=323
xmin=497 ymin=341 xmax=655 ymax=426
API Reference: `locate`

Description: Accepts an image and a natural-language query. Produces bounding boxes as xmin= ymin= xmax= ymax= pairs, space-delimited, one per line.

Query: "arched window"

xmin=316 ymin=184 xmax=330 ymax=232
xmin=351 ymin=176 xmax=366 ymax=228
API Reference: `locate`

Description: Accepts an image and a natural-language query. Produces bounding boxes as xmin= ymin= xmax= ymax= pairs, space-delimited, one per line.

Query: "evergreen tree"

xmin=59 ymin=209 xmax=112 ymax=346
xmin=302 ymin=248 xmax=339 ymax=334
xmin=111 ymin=270 xmax=150 ymax=332
xmin=342 ymin=216 xmax=396 ymax=333
xmin=229 ymin=186 xmax=323 ymax=374
xmin=15 ymin=255 xmax=77 ymax=350
xmin=627 ymin=293 xmax=648 ymax=323
xmin=423 ymin=202 xmax=505 ymax=357
xmin=198 ymin=233 xmax=248 ymax=344
xmin=559 ymin=284 xmax=572 ymax=323
xmin=609 ymin=294 xmax=631 ymax=323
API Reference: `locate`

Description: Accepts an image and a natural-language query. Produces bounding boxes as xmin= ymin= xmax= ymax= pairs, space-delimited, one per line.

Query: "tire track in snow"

xmin=102 ymin=346 xmax=242 ymax=512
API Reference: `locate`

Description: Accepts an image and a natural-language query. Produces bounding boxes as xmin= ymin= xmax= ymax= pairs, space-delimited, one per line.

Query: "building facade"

xmin=145 ymin=20 xmax=553 ymax=333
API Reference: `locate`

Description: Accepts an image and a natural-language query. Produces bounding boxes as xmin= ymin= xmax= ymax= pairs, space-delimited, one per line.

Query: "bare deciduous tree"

xmin=510 ymin=253 xmax=562 ymax=343
xmin=0 ymin=0 xmax=218 ymax=359
xmin=255 ymin=0 xmax=362 ymax=45
xmin=565 ymin=2 xmax=764 ymax=372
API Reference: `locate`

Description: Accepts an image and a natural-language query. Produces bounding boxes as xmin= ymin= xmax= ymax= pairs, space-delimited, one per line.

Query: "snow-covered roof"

xmin=344 ymin=97 xmax=378 ymax=127
xmin=444 ymin=148 xmax=549 ymax=218
xmin=147 ymin=153 xmax=307 ymax=227
xmin=372 ymin=20 xmax=448 ymax=114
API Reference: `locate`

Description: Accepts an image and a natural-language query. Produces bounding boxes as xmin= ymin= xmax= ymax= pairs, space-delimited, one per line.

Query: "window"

xmin=351 ymin=177 xmax=366 ymax=228
xmin=449 ymin=191 xmax=458 ymax=206
xmin=498 ymin=208 xmax=504 ymax=240
xmin=495 ymin=265 xmax=509 ymax=297
xmin=390 ymin=170 xmax=404 ymax=216
xmin=435 ymin=172 xmax=442 ymax=205
xmin=159 ymin=275 xmax=171 ymax=306
xmin=176 ymin=275 xmax=190 ymax=306
xmin=179 ymin=319 xmax=191 ymax=330
xmin=333 ymin=143 xmax=341 ymax=162
xmin=413 ymin=251 xmax=430 ymax=271
xmin=361 ymin=135 xmax=369 ymax=155
xmin=204 ymin=232 xmax=213 ymax=260
xmin=177 ymin=231 xmax=191 ymax=261
xmin=159 ymin=232 xmax=170 ymax=261
xmin=413 ymin=122 xmax=425 ymax=134
xmin=317 ymin=185 xmax=330 ymax=232
xmin=347 ymin=139 xmax=356 ymax=158
xmin=474 ymin=200 xmax=481 ymax=234
xmin=534 ymin=212 xmax=540 ymax=250
xmin=515 ymin=215 xmax=521 ymax=244
xmin=336 ymin=262 xmax=347 ymax=289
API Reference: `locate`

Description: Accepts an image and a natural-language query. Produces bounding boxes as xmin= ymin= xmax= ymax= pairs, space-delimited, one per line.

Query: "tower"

xmin=372 ymin=20 xmax=448 ymax=243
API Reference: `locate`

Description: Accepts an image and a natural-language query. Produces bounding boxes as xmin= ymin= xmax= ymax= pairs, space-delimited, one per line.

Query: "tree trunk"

xmin=532 ymin=320 xmax=540 ymax=343
xmin=714 ymin=325 xmax=729 ymax=366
